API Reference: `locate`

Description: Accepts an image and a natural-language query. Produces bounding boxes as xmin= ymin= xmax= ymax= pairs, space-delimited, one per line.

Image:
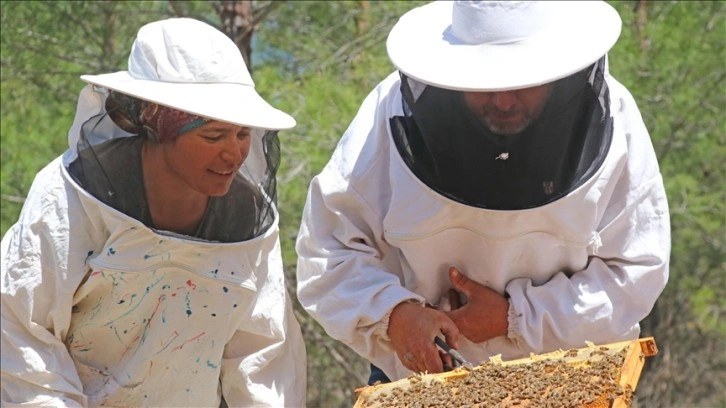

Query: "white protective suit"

xmin=296 ymin=71 xmax=670 ymax=381
xmin=1 ymin=86 xmax=307 ymax=407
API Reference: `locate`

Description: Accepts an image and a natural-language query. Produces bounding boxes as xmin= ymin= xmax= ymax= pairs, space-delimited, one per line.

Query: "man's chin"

xmin=483 ymin=118 xmax=532 ymax=136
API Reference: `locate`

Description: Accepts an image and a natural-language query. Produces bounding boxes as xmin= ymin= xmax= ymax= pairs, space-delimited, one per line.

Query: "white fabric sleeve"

xmin=505 ymin=82 xmax=670 ymax=352
xmin=220 ymin=250 xmax=307 ymax=407
xmin=296 ymin=79 xmax=425 ymax=366
xmin=296 ymin=171 xmax=422 ymax=364
xmin=1 ymin=160 xmax=88 ymax=407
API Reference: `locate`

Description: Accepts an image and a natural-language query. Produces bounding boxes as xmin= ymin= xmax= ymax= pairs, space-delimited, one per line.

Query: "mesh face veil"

xmin=67 ymin=87 xmax=280 ymax=243
xmin=390 ymin=56 xmax=613 ymax=210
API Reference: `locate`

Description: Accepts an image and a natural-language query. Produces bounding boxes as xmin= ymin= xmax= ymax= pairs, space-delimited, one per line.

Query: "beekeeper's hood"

xmin=64 ymin=18 xmax=293 ymax=241
xmin=386 ymin=1 xmax=622 ymax=209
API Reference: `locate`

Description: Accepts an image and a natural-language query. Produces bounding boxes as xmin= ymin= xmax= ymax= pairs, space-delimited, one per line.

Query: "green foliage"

xmin=0 ymin=1 xmax=176 ymax=232
xmin=607 ymin=2 xmax=726 ymax=406
xmin=0 ymin=92 xmax=71 ymax=233
xmin=610 ymin=0 xmax=725 ymax=331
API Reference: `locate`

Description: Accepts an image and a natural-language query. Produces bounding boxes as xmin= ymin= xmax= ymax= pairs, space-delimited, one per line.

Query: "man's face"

xmin=462 ymin=83 xmax=553 ymax=135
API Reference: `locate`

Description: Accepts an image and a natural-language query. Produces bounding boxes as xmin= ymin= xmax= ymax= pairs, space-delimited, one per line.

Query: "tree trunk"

xmin=217 ymin=1 xmax=254 ymax=71
xmin=636 ymin=0 xmax=649 ymax=52
xmin=356 ymin=0 xmax=371 ymax=36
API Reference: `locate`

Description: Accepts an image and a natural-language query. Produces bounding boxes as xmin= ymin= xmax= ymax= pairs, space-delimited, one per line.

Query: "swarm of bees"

xmin=354 ymin=338 xmax=657 ymax=408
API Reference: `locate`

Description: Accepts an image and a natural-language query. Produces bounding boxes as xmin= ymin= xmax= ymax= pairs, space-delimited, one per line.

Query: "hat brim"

xmin=387 ymin=1 xmax=622 ymax=92
xmin=81 ymin=72 xmax=296 ymax=130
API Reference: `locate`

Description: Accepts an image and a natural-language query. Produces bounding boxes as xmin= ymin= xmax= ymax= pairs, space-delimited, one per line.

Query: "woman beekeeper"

xmin=1 ymin=18 xmax=306 ymax=407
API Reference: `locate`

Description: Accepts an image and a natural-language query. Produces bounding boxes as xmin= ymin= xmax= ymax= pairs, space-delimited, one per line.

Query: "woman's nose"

xmin=221 ymin=137 xmax=244 ymax=163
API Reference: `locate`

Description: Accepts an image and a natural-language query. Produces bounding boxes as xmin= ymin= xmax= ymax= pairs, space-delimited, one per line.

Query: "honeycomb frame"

xmin=354 ymin=337 xmax=658 ymax=408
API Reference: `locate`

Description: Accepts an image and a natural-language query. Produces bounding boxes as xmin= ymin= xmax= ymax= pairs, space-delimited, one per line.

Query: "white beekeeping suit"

xmin=2 ymin=17 xmax=306 ymax=407
xmin=296 ymin=0 xmax=669 ymax=382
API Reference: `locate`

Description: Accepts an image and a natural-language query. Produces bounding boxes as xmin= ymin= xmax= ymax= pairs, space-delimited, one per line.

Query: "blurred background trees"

xmin=1 ymin=1 xmax=723 ymax=406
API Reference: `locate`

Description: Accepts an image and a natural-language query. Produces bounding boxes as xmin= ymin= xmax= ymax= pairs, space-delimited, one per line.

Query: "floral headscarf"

xmin=105 ymin=90 xmax=210 ymax=143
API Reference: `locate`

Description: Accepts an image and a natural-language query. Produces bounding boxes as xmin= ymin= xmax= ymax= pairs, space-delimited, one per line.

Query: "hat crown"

xmin=451 ymin=1 xmax=553 ymax=45
xmin=128 ymin=18 xmax=253 ymax=86
xmin=386 ymin=0 xmax=621 ymax=91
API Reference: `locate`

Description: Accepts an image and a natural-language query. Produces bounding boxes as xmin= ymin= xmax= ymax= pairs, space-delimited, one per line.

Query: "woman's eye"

xmin=201 ymin=134 xmax=222 ymax=141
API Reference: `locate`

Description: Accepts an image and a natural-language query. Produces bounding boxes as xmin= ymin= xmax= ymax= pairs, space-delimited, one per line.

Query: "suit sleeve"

xmin=505 ymin=81 xmax=670 ymax=352
xmin=1 ymin=159 xmax=88 ymax=407
xmin=220 ymin=243 xmax=307 ymax=407
xmin=295 ymin=77 xmax=425 ymax=371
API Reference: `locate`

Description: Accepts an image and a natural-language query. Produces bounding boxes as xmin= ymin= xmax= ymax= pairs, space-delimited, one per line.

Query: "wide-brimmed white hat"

xmin=387 ymin=1 xmax=622 ymax=92
xmin=81 ymin=18 xmax=295 ymax=130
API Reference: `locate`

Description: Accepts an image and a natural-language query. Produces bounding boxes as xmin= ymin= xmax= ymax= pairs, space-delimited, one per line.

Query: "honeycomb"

xmin=354 ymin=337 xmax=657 ymax=408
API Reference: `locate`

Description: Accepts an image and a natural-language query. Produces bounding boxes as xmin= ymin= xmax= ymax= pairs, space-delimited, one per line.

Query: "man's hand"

xmin=444 ymin=266 xmax=510 ymax=343
xmin=387 ymin=301 xmax=460 ymax=374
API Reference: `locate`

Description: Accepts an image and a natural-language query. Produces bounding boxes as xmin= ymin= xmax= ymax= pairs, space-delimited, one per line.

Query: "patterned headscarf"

xmin=105 ymin=90 xmax=210 ymax=143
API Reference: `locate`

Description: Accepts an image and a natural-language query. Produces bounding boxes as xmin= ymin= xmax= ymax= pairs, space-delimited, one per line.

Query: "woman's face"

xmin=157 ymin=121 xmax=252 ymax=197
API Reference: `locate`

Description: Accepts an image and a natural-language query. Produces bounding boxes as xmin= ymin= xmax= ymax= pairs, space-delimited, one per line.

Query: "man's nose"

xmin=491 ymin=91 xmax=518 ymax=111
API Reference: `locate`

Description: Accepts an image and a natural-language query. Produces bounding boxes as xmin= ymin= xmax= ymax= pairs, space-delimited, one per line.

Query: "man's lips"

xmin=489 ymin=110 xmax=522 ymax=120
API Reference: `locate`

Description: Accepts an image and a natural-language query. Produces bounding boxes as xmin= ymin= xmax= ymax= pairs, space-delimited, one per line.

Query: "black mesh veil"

xmin=67 ymin=86 xmax=280 ymax=243
xmin=391 ymin=57 xmax=613 ymax=210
